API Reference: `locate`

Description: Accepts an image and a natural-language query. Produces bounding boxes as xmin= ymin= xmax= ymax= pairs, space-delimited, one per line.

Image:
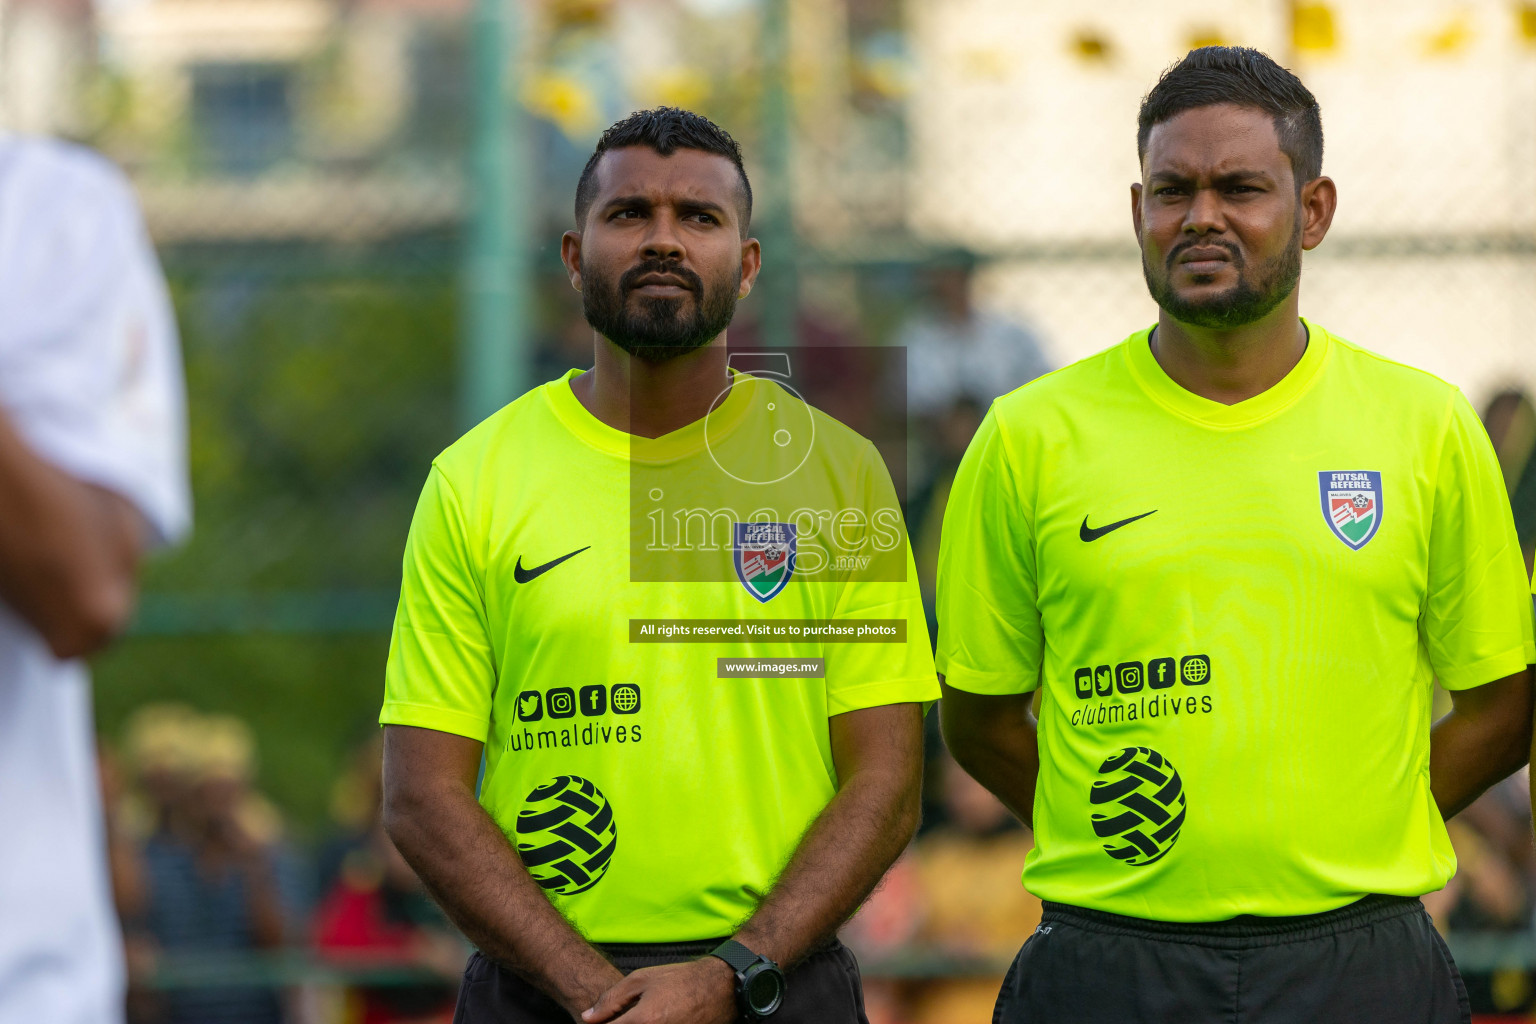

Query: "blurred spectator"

xmin=904 ymin=754 xmax=1039 ymax=1024
xmin=1441 ymin=818 xmax=1529 ymax=931
xmin=115 ymin=703 xmax=204 ymax=1022
xmin=120 ymin=703 xmax=203 ymax=841
xmin=1456 ymin=768 xmax=1536 ymax=889
xmin=1447 ymin=389 xmax=1536 ymax=1014
xmin=908 ymin=397 xmax=985 ymax=632
xmin=1481 ymin=389 xmax=1536 ymax=576
xmin=896 ymin=252 xmax=1051 ymax=420
xmin=913 ymin=754 xmax=1040 ymax=948
xmin=99 ymin=738 xmax=148 ymax=925
xmin=98 ymin=738 xmax=157 ymax=1024
xmin=0 ymin=137 xmax=190 ymax=1023
xmin=108 ymin=717 xmax=473 ymax=1021
xmin=138 ymin=715 xmax=290 ymax=1024
xmin=897 ymin=254 xmax=1049 ymax=610
xmin=314 ymin=826 xmax=461 ymax=1024
xmin=838 ymin=852 xmax=924 ymax=1024
xmin=1422 ymin=768 xmax=1536 ymax=1017
xmin=318 ymin=735 xmax=389 ymax=897
xmin=845 ymin=753 xmax=1039 ymax=1024
xmin=313 ymin=736 xmax=461 ymax=1024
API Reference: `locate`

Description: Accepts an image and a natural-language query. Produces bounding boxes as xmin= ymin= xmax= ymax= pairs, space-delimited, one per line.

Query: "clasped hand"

xmin=581 ymin=957 xmax=738 ymax=1024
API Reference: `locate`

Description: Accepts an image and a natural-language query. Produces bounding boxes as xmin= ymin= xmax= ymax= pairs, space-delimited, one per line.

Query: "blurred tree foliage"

xmin=151 ymin=261 xmax=459 ymax=591
xmin=94 ymin=634 xmax=390 ymax=829
xmin=94 ymin=252 xmax=461 ymax=833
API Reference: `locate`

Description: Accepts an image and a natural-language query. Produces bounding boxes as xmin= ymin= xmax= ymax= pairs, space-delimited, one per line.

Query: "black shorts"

xmin=453 ymin=939 xmax=869 ymax=1024
xmin=993 ymin=894 xmax=1470 ymax=1024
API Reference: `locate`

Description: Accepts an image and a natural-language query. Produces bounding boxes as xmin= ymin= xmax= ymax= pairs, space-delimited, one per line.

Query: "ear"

xmin=561 ymin=231 xmax=584 ymax=291
xmin=1298 ymin=176 xmax=1337 ymax=251
xmin=1130 ymin=182 xmax=1144 ymax=246
xmin=737 ymin=237 xmax=763 ymax=300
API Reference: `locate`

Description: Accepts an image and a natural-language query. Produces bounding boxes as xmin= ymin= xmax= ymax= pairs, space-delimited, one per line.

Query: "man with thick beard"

xmin=379 ymin=108 xmax=935 ymax=1024
xmin=938 ymin=47 xmax=1535 ymax=1022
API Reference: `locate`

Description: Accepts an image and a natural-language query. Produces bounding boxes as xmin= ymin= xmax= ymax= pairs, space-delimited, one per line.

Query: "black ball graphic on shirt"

xmin=1089 ymin=747 xmax=1187 ymax=867
xmin=514 ymin=776 xmax=618 ymax=895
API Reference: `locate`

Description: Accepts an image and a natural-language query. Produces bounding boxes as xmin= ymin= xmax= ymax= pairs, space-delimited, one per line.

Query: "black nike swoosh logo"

xmin=513 ymin=546 xmax=590 ymax=583
xmin=1080 ymin=511 xmax=1157 ymax=542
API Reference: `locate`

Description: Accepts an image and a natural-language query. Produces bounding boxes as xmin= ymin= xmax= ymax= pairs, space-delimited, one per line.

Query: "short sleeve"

xmin=1424 ymin=391 xmax=1536 ymax=689
xmin=0 ymin=140 xmax=190 ymax=545
xmin=381 ymin=465 xmax=498 ymax=741
xmin=822 ymin=443 xmax=938 ymax=715
xmin=935 ymin=408 xmax=1042 ymax=694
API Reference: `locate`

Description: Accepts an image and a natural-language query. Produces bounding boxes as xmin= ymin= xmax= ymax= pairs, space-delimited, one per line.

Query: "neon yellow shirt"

xmin=382 ymin=369 xmax=935 ymax=941
xmin=937 ymin=322 xmax=1536 ymax=922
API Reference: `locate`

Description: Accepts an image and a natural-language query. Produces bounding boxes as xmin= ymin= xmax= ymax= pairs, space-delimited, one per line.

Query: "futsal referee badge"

xmin=1319 ymin=471 xmax=1382 ymax=549
xmin=733 ymin=522 xmax=796 ymax=603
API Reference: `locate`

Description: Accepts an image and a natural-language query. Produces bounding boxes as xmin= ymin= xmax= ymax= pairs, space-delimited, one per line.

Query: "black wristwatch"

xmin=710 ymin=939 xmax=785 ymax=1019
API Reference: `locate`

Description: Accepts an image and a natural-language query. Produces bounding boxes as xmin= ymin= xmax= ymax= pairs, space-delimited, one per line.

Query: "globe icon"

xmin=611 ymin=684 xmax=640 ymax=714
xmin=1089 ymin=746 xmax=1187 ymax=866
xmin=514 ymin=776 xmax=618 ymax=895
xmin=1180 ymin=655 xmax=1210 ymax=684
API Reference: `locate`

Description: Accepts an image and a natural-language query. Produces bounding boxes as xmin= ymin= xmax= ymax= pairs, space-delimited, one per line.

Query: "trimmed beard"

xmin=1144 ymin=218 xmax=1303 ymax=330
xmin=582 ymin=257 xmax=740 ymax=363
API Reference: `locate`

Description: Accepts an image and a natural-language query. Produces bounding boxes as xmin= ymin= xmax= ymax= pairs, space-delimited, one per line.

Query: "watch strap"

xmin=711 ymin=939 xmax=766 ymax=973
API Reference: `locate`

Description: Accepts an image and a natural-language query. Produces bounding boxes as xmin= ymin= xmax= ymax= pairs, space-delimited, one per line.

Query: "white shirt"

xmin=0 ymin=136 xmax=190 ymax=1024
xmin=899 ymin=309 xmax=1053 ymax=415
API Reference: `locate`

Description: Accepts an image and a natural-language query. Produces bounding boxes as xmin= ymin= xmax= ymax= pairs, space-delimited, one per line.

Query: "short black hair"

xmin=1137 ymin=46 xmax=1323 ymax=185
xmin=574 ymin=107 xmax=753 ymax=230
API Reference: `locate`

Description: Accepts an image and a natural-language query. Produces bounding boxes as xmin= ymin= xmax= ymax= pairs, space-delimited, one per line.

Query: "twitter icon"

xmin=516 ymin=691 xmax=543 ymax=722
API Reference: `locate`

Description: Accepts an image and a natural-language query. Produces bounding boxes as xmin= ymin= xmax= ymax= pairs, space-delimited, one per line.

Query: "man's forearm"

xmin=1431 ymin=670 xmax=1532 ymax=819
xmin=732 ymin=706 xmax=923 ymax=969
xmin=1432 ymin=711 xmax=1523 ymax=818
xmin=939 ymin=681 xmax=1040 ymax=828
xmin=0 ymin=412 xmax=139 ymax=656
xmin=385 ymin=778 xmax=621 ymax=1016
xmin=950 ymin=733 xmax=1039 ymax=828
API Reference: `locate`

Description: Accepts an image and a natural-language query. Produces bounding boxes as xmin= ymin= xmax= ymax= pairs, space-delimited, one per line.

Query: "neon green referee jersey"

xmin=937 ymin=321 xmax=1536 ymax=922
xmin=383 ymin=369 xmax=935 ymax=942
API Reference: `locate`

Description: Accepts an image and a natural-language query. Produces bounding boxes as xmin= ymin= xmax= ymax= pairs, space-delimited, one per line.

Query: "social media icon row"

xmin=1073 ymin=656 xmax=1210 ymax=700
xmin=517 ymin=684 xmax=641 ymax=722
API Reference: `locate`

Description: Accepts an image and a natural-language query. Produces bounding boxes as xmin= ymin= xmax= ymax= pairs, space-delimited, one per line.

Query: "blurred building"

xmin=905 ymin=0 xmax=1536 ymax=403
xmin=5 ymin=0 xmax=1535 ymax=412
xmin=80 ymin=0 xmax=469 ymax=242
xmin=0 ymin=0 xmax=94 ymax=134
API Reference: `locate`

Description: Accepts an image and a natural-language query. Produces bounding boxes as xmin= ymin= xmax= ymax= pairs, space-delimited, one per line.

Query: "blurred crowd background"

xmin=6 ymin=0 xmax=1536 ymax=1020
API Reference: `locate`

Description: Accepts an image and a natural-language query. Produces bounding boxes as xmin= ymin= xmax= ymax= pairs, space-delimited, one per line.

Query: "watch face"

xmin=744 ymin=965 xmax=785 ymax=1016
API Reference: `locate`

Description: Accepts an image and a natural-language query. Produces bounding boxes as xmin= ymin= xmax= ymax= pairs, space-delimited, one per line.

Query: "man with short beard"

xmin=379 ymin=108 xmax=934 ymax=1024
xmin=938 ymin=47 xmax=1535 ymax=1022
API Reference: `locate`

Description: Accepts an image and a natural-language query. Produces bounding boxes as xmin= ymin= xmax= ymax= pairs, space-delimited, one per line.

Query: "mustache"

xmin=620 ymin=260 xmax=703 ymax=296
xmin=1166 ymin=238 xmax=1243 ymax=271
